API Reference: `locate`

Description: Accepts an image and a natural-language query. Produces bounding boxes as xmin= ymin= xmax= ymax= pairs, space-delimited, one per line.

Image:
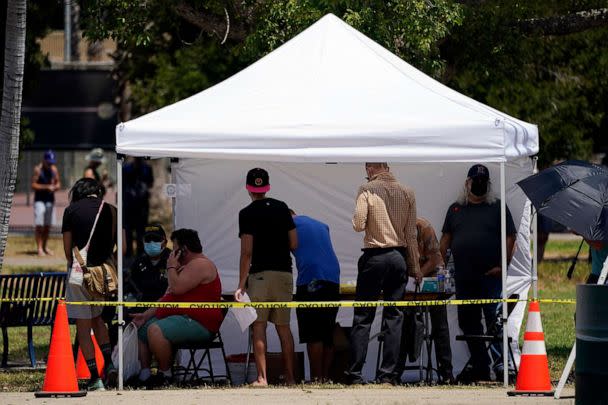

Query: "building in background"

xmin=17 ymin=23 xmax=118 ymax=197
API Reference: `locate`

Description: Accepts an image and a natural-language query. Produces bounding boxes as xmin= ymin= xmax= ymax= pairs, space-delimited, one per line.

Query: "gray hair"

xmin=457 ymin=179 xmax=497 ymax=205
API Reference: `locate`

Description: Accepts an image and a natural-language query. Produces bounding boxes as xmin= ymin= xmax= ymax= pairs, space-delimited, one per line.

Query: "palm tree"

xmin=0 ymin=0 xmax=27 ymax=270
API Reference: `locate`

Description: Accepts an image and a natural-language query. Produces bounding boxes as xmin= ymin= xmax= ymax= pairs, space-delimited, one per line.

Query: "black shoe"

xmin=494 ymin=367 xmax=517 ymax=384
xmin=456 ymin=366 xmax=491 ymax=384
xmin=125 ymin=375 xmax=146 ymax=388
xmin=146 ymin=373 xmax=172 ymax=390
xmin=104 ymin=363 xmax=118 ymax=388
xmin=344 ymin=373 xmax=366 ymax=386
xmin=376 ymin=376 xmax=399 ymax=386
xmin=437 ymin=373 xmax=456 ymax=385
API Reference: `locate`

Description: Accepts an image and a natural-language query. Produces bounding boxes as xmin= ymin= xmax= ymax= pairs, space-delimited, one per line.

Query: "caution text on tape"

xmin=0 ymin=297 xmax=576 ymax=308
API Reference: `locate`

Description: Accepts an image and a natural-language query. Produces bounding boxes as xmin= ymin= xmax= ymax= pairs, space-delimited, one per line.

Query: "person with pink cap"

xmin=235 ymin=168 xmax=298 ymax=386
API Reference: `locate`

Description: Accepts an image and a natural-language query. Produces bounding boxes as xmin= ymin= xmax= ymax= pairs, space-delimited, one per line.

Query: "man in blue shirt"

xmin=291 ymin=210 xmax=340 ymax=382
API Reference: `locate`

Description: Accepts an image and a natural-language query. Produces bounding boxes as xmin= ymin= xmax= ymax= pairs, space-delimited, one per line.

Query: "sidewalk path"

xmin=2 ymin=387 xmax=575 ymax=405
xmin=9 ymin=190 xmax=116 ymax=234
xmin=3 ymin=256 xmax=66 ymax=268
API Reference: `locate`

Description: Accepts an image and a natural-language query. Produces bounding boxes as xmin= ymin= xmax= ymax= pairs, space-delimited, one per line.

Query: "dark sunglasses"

xmin=143 ymin=234 xmax=164 ymax=243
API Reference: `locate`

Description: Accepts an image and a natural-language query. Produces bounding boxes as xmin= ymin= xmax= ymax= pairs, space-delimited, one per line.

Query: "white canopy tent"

xmin=115 ymin=14 xmax=539 ymax=387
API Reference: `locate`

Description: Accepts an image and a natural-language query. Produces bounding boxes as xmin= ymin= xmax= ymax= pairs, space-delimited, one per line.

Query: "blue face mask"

xmin=144 ymin=242 xmax=163 ymax=257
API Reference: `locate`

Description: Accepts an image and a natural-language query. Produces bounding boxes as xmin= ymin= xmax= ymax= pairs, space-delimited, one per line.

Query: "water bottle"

xmin=436 ymin=265 xmax=446 ymax=292
xmin=444 ymin=269 xmax=452 ymax=294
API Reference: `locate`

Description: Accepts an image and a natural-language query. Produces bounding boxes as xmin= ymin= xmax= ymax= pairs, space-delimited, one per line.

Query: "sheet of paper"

xmin=230 ymin=292 xmax=258 ymax=332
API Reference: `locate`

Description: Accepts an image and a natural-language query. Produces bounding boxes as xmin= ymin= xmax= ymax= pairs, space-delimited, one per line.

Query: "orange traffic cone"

xmin=34 ymin=300 xmax=86 ymax=397
xmin=508 ymin=301 xmax=554 ymax=396
xmin=75 ymin=331 xmax=105 ymax=379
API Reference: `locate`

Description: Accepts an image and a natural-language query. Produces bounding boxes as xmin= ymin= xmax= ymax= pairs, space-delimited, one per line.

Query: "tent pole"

xmin=532 ymin=207 xmax=538 ymax=300
xmin=500 ymin=162 xmax=508 ymax=387
xmin=532 ymin=157 xmax=538 ymax=300
xmin=170 ymin=158 xmax=178 ymax=231
xmin=117 ymin=155 xmax=124 ymax=390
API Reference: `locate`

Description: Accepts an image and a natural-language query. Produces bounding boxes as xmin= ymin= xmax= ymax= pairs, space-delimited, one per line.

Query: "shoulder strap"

xmin=84 ymin=200 xmax=105 ymax=251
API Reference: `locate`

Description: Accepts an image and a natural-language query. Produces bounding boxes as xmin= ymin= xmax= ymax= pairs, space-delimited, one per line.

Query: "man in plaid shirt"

xmin=346 ymin=162 xmax=422 ymax=385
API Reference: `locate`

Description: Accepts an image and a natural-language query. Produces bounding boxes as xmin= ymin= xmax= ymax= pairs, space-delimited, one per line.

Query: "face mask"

xmin=470 ymin=178 xmax=488 ymax=197
xmin=144 ymin=242 xmax=163 ymax=257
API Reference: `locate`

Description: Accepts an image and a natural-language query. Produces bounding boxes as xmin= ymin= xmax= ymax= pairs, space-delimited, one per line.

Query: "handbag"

xmin=403 ymin=285 xmax=425 ymax=362
xmin=111 ymin=322 xmax=141 ymax=381
xmin=71 ymin=201 xmax=119 ymax=300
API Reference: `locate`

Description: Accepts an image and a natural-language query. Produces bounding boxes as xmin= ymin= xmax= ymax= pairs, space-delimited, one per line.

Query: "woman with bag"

xmin=63 ymin=178 xmax=118 ymax=391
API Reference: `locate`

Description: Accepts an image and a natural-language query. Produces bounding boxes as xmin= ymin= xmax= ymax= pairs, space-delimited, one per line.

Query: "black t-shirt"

xmin=441 ymin=200 xmax=516 ymax=281
xmin=239 ymin=198 xmax=295 ymax=273
xmin=62 ymin=198 xmax=116 ymax=266
xmin=126 ymin=248 xmax=170 ymax=309
xmin=34 ymin=166 xmax=56 ymax=203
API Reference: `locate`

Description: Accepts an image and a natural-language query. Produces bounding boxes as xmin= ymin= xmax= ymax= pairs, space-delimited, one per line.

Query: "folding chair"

xmin=455 ymin=293 xmax=520 ymax=376
xmin=172 ymin=308 xmax=232 ymax=385
xmin=375 ymin=305 xmax=431 ymax=383
xmin=172 ymin=329 xmax=232 ymax=385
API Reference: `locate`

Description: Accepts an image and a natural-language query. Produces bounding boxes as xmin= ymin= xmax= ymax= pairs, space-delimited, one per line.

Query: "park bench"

xmin=0 ymin=272 xmax=66 ymax=368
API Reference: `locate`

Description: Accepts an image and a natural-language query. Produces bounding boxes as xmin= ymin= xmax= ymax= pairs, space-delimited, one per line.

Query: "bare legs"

xmin=307 ymin=342 xmax=334 ymax=382
xmin=276 ymin=324 xmax=295 ymax=385
xmin=35 ymin=225 xmax=53 ymax=256
xmin=251 ymin=321 xmax=295 ymax=386
xmin=252 ymin=321 xmax=268 ymax=385
xmin=147 ymin=324 xmax=173 ymax=371
xmin=76 ymin=316 xmax=110 ymax=366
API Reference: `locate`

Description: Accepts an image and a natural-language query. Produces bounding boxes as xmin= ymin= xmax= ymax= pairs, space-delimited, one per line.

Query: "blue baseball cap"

xmin=43 ymin=150 xmax=56 ymax=164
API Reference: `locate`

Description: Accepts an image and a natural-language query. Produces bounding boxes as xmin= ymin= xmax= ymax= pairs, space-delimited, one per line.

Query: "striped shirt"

xmin=352 ymin=171 xmax=420 ymax=275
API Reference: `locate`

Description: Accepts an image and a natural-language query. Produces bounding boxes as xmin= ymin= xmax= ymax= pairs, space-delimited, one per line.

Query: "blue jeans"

xmin=456 ymin=276 xmax=510 ymax=374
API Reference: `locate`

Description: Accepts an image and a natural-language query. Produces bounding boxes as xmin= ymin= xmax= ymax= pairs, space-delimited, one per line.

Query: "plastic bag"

xmin=112 ymin=323 xmax=141 ymax=381
xmin=68 ymin=249 xmax=86 ymax=286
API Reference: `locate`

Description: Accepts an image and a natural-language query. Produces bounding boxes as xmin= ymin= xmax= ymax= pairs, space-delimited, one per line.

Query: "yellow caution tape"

xmin=0 ymin=297 xmax=576 ymax=308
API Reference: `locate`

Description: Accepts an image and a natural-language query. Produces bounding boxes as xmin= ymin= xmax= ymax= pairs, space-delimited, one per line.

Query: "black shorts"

xmin=295 ymin=281 xmax=339 ymax=345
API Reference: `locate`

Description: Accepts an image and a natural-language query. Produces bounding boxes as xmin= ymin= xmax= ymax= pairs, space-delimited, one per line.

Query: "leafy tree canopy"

xmin=444 ymin=0 xmax=607 ymax=166
xmin=81 ymin=0 xmax=462 ymax=115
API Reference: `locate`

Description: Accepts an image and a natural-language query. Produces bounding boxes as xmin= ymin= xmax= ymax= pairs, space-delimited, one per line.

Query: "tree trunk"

xmin=0 ymin=0 xmax=27 ymax=270
xmin=518 ymin=8 xmax=608 ymax=36
xmin=70 ymin=0 xmax=80 ymax=61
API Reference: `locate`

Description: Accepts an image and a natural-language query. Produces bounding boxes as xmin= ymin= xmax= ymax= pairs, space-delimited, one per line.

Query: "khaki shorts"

xmin=66 ymin=267 xmax=103 ymax=319
xmin=247 ymin=271 xmax=293 ymax=325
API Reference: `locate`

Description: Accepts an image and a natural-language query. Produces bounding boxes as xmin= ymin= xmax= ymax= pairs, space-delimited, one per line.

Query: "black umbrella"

xmin=517 ymin=160 xmax=608 ymax=242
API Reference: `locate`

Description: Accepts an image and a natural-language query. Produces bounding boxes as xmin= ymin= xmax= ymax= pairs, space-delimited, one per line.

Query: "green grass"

xmin=0 ymin=369 xmax=47 ymax=392
xmin=543 ymin=238 xmax=588 ymax=260
xmin=536 ymin=259 xmax=586 ymax=380
xmin=0 ymin=239 xmax=588 ymax=390
xmin=4 ymin=235 xmax=64 ymax=258
xmin=1 ymin=324 xmax=77 ymax=392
